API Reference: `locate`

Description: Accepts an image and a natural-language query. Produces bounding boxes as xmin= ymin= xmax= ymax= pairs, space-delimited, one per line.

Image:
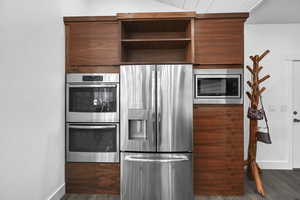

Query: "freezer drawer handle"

xmin=124 ymin=155 xmax=189 ymax=163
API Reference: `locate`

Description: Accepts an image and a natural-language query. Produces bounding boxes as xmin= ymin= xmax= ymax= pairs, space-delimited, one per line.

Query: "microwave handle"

xmin=68 ymin=125 xmax=116 ymax=129
xmin=68 ymin=84 xmax=117 ymax=88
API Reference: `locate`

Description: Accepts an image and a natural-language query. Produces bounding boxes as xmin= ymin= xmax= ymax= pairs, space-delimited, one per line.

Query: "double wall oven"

xmin=66 ymin=73 xmax=120 ymax=163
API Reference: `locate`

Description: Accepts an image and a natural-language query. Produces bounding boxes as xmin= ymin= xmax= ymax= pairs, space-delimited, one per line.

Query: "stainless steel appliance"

xmin=66 ymin=123 xmax=119 ymax=162
xmin=66 ymin=73 xmax=119 ymax=123
xmin=193 ymin=68 xmax=243 ymax=104
xmin=120 ymin=65 xmax=193 ymax=200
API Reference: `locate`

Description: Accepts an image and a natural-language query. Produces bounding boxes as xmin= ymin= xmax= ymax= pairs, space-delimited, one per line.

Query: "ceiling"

xmin=247 ymin=0 xmax=300 ymax=24
xmin=155 ymin=0 xmax=300 ymax=24
xmin=155 ymin=0 xmax=264 ymax=13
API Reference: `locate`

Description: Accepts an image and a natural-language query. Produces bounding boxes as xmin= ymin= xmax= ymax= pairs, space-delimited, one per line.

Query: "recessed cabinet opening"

xmin=120 ymin=19 xmax=193 ymax=63
xmin=121 ymin=20 xmax=191 ymax=39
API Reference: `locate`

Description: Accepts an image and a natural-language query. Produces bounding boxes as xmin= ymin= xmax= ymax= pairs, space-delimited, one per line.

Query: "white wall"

xmin=0 ymin=0 xmax=183 ymax=200
xmin=244 ymin=24 xmax=300 ymax=169
xmin=0 ymin=0 xmax=65 ymax=200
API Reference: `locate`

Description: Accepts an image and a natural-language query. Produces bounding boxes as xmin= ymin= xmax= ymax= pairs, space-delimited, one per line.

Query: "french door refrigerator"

xmin=120 ymin=64 xmax=193 ymax=200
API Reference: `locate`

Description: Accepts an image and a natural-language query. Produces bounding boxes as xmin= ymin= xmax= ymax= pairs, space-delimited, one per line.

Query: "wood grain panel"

xmin=66 ymin=66 xmax=120 ymax=73
xmin=195 ymin=18 xmax=246 ymax=65
xmin=193 ymin=105 xmax=244 ymax=196
xmin=67 ymin=22 xmax=119 ymax=66
xmin=66 ymin=163 xmax=120 ymax=195
xmin=196 ymin=13 xmax=249 ymax=20
xmin=193 ymin=64 xmax=243 ymax=69
xmin=117 ymin=12 xmax=196 ymax=19
xmin=64 ymin=16 xmax=117 ymax=23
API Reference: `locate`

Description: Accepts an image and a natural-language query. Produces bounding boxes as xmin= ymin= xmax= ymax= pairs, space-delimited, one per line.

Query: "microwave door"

xmin=120 ymin=65 xmax=156 ymax=152
xmin=157 ymin=65 xmax=193 ymax=152
xmin=195 ymin=74 xmax=241 ymax=99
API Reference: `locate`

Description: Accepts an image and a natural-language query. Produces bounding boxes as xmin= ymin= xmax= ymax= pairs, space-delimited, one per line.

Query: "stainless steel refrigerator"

xmin=120 ymin=64 xmax=193 ymax=200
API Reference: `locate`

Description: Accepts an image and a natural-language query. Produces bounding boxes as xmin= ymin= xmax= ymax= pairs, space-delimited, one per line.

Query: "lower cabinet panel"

xmin=66 ymin=163 xmax=120 ymax=194
xmin=193 ymin=105 xmax=244 ymax=196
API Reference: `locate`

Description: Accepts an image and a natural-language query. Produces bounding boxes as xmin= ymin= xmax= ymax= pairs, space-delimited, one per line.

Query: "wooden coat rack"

xmin=245 ymin=50 xmax=271 ymax=196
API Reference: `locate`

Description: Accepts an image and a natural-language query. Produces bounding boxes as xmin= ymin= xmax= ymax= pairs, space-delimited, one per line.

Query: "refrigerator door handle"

xmin=151 ymin=69 xmax=156 ymax=135
xmin=157 ymin=67 xmax=161 ymax=146
xmin=124 ymin=155 xmax=189 ymax=163
xmin=158 ymin=113 xmax=161 ymax=145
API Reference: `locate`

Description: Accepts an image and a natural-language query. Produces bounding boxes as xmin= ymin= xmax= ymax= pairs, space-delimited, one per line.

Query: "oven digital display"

xmin=82 ymin=76 xmax=103 ymax=82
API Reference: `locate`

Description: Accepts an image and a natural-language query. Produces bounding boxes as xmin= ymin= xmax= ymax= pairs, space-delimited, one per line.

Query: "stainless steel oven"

xmin=66 ymin=73 xmax=119 ymax=123
xmin=193 ymin=69 xmax=243 ymax=104
xmin=66 ymin=123 xmax=119 ymax=162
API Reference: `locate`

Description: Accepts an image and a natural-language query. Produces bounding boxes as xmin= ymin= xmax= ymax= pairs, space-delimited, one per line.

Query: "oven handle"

xmin=68 ymin=125 xmax=116 ymax=129
xmin=68 ymin=84 xmax=117 ymax=88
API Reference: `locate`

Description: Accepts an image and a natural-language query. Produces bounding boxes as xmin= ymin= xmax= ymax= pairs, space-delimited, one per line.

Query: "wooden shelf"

xmin=121 ymin=38 xmax=191 ymax=42
xmin=120 ymin=61 xmax=192 ymax=65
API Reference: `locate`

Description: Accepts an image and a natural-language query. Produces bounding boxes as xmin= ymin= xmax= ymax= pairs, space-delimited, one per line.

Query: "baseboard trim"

xmin=47 ymin=184 xmax=65 ymax=200
xmin=257 ymin=160 xmax=292 ymax=170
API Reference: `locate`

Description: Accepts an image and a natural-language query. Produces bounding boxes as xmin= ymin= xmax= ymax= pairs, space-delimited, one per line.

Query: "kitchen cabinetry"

xmin=195 ymin=14 xmax=247 ymax=65
xmin=63 ymin=12 xmax=248 ymax=196
xmin=65 ymin=18 xmax=119 ymax=72
xmin=66 ymin=163 xmax=120 ymax=194
xmin=193 ymin=105 xmax=244 ymax=195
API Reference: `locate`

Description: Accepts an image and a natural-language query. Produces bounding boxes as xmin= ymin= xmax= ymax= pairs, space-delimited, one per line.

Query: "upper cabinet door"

xmin=67 ymin=22 xmax=119 ymax=66
xmin=195 ymin=19 xmax=244 ymax=65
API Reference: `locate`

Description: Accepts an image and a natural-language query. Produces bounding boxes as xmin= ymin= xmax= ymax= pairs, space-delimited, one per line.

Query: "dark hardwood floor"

xmin=62 ymin=170 xmax=300 ymax=200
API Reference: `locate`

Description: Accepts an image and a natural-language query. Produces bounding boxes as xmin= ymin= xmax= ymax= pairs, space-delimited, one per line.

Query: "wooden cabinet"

xmin=65 ymin=21 xmax=119 ymax=70
xmin=66 ymin=163 xmax=120 ymax=194
xmin=193 ymin=105 xmax=244 ymax=195
xmin=195 ymin=18 xmax=245 ymax=65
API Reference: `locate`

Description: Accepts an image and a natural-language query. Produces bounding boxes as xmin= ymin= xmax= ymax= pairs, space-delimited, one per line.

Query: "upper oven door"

xmin=67 ymin=83 xmax=119 ymax=122
xmin=67 ymin=123 xmax=119 ymax=162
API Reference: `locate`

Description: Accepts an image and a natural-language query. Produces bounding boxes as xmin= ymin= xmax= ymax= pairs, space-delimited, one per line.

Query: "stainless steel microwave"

xmin=193 ymin=69 xmax=243 ymax=104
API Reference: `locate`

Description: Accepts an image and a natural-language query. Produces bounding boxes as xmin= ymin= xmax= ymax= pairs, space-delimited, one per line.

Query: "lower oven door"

xmin=121 ymin=152 xmax=193 ymax=200
xmin=67 ymin=123 xmax=119 ymax=162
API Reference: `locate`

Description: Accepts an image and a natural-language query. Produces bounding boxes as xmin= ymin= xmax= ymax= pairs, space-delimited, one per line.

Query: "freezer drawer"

xmin=121 ymin=152 xmax=193 ymax=200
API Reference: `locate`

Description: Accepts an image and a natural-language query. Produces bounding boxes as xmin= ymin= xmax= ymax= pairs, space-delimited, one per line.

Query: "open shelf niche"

xmin=120 ymin=19 xmax=193 ymax=64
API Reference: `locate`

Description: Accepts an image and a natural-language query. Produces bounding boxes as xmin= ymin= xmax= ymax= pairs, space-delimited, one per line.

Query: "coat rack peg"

xmin=247 ymin=81 xmax=253 ymax=88
xmin=247 ymin=66 xmax=254 ymax=74
xmin=258 ymin=75 xmax=271 ymax=84
xmin=258 ymin=66 xmax=263 ymax=73
xmin=259 ymin=87 xmax=266 ymax=95
xmin=258 ymin=50 xmax=270 ymax=62
xmin=246 ymin=91 xmax=252 ymax=101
